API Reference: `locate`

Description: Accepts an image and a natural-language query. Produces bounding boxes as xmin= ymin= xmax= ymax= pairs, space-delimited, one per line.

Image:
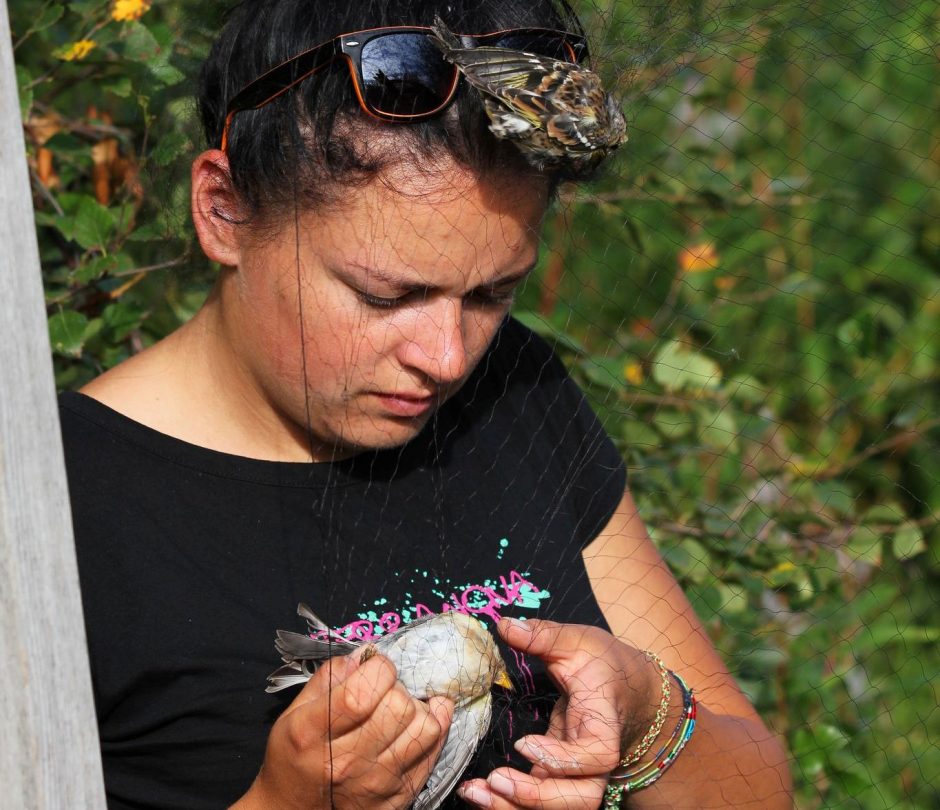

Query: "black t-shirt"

xmin=61 ymin=316 xmax=626 ymax=809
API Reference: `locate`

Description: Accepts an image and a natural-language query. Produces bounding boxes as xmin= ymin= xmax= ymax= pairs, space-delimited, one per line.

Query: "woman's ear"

xmin=191 ymin=150 xmax=245 ymax=267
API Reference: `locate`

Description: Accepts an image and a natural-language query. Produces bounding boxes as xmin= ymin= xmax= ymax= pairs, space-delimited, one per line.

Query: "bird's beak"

xmin=495 ymin=669 xmax=514 ymax=691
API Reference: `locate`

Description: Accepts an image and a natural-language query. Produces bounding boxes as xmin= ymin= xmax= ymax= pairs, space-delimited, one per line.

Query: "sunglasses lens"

xmin=361 ymin=33 xmax=455 ymax=115
xmin=494 ymin=32 xmax=578 ymax=62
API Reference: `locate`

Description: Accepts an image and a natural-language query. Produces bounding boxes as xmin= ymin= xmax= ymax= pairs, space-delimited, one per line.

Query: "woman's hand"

xmin=458 ymin=619 xmax=659 ymax=809
xmin=234 ymin=652 xmax=454 ymax=810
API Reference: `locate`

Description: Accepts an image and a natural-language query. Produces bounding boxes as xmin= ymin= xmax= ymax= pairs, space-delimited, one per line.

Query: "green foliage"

xmin=516 ymin=1 xmax=939 ymax=806
xmin=14 ymin=0 xmax=216 ymax=386
xmin=16 ymin=0 xmax=939 ymax=807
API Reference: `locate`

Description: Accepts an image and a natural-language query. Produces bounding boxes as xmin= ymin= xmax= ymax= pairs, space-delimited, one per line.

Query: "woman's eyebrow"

xmin=476 ymin=263 xmax=537 ymax=290
xmin=343 ymin=260 xmax=538 ymax=293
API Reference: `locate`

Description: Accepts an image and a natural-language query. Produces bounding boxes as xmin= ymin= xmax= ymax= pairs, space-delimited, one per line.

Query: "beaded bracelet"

xmin=619 ymin=651 xmax=671 ymax=768
xmin=602 ymin=671 xmax=697 ymax=808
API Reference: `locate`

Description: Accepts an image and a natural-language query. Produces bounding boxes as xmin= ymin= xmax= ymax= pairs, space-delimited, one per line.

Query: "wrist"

xmin=231 ymin=769 xmax=321 ymax=810
xmin=618 ymin=648 xmax=670 ymax=754
xmin=606 ymin=669 xmax=697 ymax=806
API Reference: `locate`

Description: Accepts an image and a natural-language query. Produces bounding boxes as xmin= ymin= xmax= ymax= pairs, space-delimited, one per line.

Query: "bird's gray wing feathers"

xmin=274 ymin=629 xmax=358 ymax=660
xmin=297 ymin=603 xmax=333 ymax=634
xmin=265 ymin=660 xmax=314 ymax=693
xmin=412 ymin=692 xmax=493 ymax=810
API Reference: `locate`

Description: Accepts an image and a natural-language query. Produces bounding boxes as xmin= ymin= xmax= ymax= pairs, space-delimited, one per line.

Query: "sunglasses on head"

xmin=220 ymin=25 xmax=589 ymax=151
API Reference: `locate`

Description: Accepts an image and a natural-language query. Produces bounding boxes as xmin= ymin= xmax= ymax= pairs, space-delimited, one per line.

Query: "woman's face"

xmin=224 ymin=165 xmax=547 ymax=459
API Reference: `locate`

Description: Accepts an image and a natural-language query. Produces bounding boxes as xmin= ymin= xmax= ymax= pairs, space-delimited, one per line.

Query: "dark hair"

xmin=198 ymin=0 xmax=583 ymax=214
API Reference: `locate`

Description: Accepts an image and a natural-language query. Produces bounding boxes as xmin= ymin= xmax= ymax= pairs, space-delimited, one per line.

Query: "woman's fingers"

xmin=513 ymin=732 xmax=621 ymax=777
xmin=458 ymin=771 xmax=607 ymax=810
xmin=489 ymin=768 xmax=607 ymax=810
xmin=387 ymin=695 xmax=454 ymax=772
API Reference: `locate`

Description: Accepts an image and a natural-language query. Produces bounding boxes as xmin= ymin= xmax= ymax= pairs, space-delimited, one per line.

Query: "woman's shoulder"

xmin=78 ymin=327 xmax=194 ymax=430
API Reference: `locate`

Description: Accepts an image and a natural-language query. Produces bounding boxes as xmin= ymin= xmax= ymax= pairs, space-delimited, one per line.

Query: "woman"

xmin=60 ymin=0 xmax=792 ymax=807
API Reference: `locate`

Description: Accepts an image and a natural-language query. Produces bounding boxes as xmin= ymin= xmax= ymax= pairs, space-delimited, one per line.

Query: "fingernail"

xmin=457 ymin=783 xmax=493 ymax=807
xmin=514 ymin=738 xmax=579 ymax=770
xmin=488 ymin=772 xmax=516 ymax=798
xmin=502 ymin=617 xmax=530 ymax=632
xmin=514 ymin=737 xmax=545 ymax=759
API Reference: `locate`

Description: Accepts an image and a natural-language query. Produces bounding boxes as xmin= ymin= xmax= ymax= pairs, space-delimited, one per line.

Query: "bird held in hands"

xmin=429 ymin=16 xmax=627 ymax=174
xmin=268 ymin=604 xmax=512 ymax=810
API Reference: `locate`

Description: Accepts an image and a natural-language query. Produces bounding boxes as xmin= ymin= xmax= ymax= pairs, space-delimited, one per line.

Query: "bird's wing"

xmin=412 ymin=692 xmax=493 ymax=810
xmin=265 ymin=660 xmax=314 ymax=693
xmin=297 ymin=602 xmax=333 ymax=633
xmin=266 ymin=629 xmax=359 ymax=691
xmin=274 ymin=629 xmax=358 ymax=660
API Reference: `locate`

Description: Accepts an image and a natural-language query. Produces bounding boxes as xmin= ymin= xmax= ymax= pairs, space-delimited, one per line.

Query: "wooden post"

xmin=0 ymin=2 xmax=106 ymax=806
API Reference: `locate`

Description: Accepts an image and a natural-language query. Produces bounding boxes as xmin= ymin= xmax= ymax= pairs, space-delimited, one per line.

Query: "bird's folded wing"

xmin=274 ymin=629 xmax=358 ymax=660
xmin=451 ymin=52 xmax=552 ymax=92
xmin=412 ymin=692 xmax=494 ymax=810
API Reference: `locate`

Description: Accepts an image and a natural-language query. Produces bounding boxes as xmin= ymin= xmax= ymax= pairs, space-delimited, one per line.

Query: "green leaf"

xmin=715 ymin=581 xmax=748 ymax=614
xmin=16 ymin=64 xmax=33 ymax=119
xmin=122 ymin=21 xmax=162 ymax=61
xmin=653 ymin=409 xmax=694 ymax=440
xmin=71 ymin=197 xmax=116 ymax=250
xmin=678 ymin=539 xmax=714 ymax=583
xmin=725 ymin=374 xmax=767 ymax=405
xmin=846 ymin=526 xmax=883 ymax=566
xmin=892 ymin=522 xmax=926 ymax=560
xmin=48 ymin=311 xmax=89 ymax=357
xmin=43 ymin=132 xmax=87 ymax=154
xmin=864 ymin=503 xmax=905 ymax=524
xmin=148 ymin=61 xmax=186 ymax=87
xmin=103 ymin=76 xmax=133 ymax=98
xmin=33 ymin=3 xmax=65 ymax=32
xmin=102 ymin=301 xmax=146 ymax=341
xmin=791 ymin=729 xmax=826 ymax=777
xmin=652 ymin=339 xmax=722 ymax=393
xmin=696 ymin=404 xmax=739 ymax=452
xmin=622 ymin=419 xmax=660 ymax=450
xmin=512 ymin=311 xmax=587 ymax=355
xmin=580 ymin=355 xmax=625 ymax=390
xmin=72 ymin=253 xmax=134 ymax=285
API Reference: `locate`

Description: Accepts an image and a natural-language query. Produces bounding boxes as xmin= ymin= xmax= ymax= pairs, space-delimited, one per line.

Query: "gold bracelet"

xmin=619 ymin=650 xmax=671 ymax=768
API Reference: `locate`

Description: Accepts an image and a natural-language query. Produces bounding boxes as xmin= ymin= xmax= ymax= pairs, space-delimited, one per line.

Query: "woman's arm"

xmin=581 ymin=489 xmax=793 ymax=808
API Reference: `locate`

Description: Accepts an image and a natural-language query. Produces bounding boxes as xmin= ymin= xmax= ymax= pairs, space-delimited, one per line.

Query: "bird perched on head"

xmin=429 ymin=16 xmax=627 ymax=174
xmin=268 ymin=604 xmax=513 ymax=810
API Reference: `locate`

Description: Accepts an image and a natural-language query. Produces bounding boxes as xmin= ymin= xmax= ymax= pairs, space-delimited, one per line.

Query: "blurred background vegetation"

xmin=13 ymin=0 xmax=939 ymax=807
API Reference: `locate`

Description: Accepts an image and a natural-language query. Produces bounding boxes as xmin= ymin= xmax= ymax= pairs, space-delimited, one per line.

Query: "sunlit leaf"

xmin=892 ymin=522 xmax=925 ymax=560
xmin=48 ymin=311 xmax=89 ymax=357
xmin=652 ymin=340 xmax=722 ymax=393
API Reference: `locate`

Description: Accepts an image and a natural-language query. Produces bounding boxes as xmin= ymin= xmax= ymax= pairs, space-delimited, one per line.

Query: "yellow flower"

xmin=59 ymin=40 xmax=96 ymax=61
xmin=112 ymin=0 xmax=152 ymax=22
xmin=678 ymin=242 xmax=720 ymax=273
xmin=623 ymin=361 xmax=644 ymax=386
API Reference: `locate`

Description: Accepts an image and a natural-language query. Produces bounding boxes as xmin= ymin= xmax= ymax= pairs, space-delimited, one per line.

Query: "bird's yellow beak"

xmin=495 ymin=669 xmax=514 ymax=691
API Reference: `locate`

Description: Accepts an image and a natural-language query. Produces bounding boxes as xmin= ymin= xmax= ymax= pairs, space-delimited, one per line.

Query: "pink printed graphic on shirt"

xmin=312 ymin=538 xmax=551 ymax=695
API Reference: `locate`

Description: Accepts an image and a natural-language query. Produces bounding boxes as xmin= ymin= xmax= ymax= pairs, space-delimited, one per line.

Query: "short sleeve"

xmin=460 ymin=317 xmax=627 ymax=549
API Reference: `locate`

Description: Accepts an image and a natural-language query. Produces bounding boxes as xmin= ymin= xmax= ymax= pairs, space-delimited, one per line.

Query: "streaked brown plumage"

xmin=430 ymin=16 xmax=627 ymax=174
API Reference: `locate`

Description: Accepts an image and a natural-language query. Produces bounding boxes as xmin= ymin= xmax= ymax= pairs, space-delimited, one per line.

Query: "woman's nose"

xmin=400 ymin=298 xmax=468 ymax=385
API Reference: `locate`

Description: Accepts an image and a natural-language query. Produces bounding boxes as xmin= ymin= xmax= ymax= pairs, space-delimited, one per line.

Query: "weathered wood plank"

xmin=0 ymin=2 xmax=106 ymax=805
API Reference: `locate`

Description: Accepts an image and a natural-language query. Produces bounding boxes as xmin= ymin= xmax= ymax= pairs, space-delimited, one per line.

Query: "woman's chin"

xmin=314 ymin=412 xmax=435 ymax=459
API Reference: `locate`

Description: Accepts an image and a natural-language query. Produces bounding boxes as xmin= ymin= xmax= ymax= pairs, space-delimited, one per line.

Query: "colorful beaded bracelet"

xmin=602 ymin=671 xmax=696 ymax=808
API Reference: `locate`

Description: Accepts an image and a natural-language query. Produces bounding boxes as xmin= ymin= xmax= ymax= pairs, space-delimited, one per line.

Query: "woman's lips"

xmin=371 ymin=392 xmax=435 ymax=418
